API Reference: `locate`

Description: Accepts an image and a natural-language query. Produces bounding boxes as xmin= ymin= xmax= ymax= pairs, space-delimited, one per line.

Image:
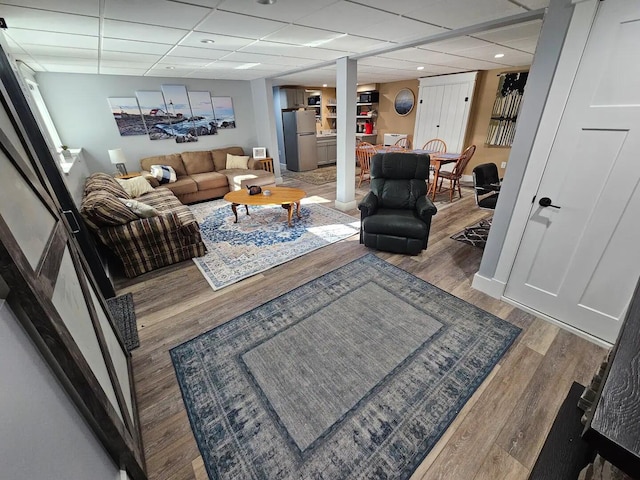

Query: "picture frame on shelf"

xmin=253 ymin=147 xmax=267 ymax=159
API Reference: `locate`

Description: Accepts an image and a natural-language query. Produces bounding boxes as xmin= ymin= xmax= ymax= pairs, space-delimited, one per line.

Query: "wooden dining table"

xmin=374 ymin=147 xmax=462 ymax=200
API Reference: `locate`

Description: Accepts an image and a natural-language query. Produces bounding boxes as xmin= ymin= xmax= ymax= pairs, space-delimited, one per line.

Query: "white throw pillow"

xmin=117 ymin=198 xmax=159 ymax=218
xmin=226 ymin=153 xmax=250 ymax=169
xmin=115 ymin=176 xmax=154 ymax=198
xmin=149 ymin=164 xmax=177 ymax=184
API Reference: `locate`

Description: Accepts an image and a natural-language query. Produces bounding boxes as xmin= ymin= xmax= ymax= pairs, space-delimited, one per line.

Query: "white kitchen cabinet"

xmin=280 ymin=88 xmax=306 ymax=109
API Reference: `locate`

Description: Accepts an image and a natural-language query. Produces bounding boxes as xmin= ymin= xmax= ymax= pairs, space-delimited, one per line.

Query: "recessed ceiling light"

xmin=165 ymin=66 xmax=175 ymax=69
xmin=235 ymin=63 xmax=261 ymax=70
xmin=417 ymin=66 xmax=424 ymax=70
xmin=322 ymin=83 xmax=327 ymax=87
xmin=494 ymin=53 xmax=505 ymax=58
xmin=200 ymin=39 xmax=216 ymax=44
xmin=256 ymin=0 xmax=276 ymax=4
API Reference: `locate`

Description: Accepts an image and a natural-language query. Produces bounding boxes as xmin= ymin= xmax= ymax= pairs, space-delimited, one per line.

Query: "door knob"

xmin=539 ymin=197 xmax=561 ymax=209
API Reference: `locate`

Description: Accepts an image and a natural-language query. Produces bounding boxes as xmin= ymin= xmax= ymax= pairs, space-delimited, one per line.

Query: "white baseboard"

xmin=500 ymin=296 xmax=612 ymax=348
xmin=472 ymin=272 xmax=506 ymax=299
xmin=275 ymin=176 xmax=284 ymax=185
xmin=334 ymin=199 xmax=357 ymax=211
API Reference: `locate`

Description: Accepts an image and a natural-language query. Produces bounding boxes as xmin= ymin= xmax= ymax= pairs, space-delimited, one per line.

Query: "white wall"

xmin=0 ymin=300 xmax=122 ymax=480
xmin=36 ymin=73 xmax=258 ymax=174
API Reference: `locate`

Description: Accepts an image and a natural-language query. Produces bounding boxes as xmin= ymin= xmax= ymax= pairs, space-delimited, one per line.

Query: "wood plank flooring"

xmin=114 ymin=175 xmax=606 ymax=480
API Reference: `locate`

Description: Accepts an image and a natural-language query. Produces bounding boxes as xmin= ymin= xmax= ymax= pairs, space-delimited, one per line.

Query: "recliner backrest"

xmin=370 ymin=153 xmax=429 ymax=209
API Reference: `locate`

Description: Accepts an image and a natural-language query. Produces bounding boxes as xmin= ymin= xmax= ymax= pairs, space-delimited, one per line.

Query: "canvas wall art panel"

xmin=211 ymin=96 xmax=236 ymax=129
xmin=107 ymin=97 xmax=147 ymax=136
xmin=161 ymin=85 xmax=198 ymax=143
xmin=486 ymin=71 xmax=529 ymax=147
xmin=187 ymin=91 xmax=218 ymax=136
xmin=135 ymin=90 xmax=175 ymax=140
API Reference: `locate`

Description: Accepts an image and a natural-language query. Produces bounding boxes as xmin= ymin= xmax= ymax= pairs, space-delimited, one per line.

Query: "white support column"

xmin=335 ymin=57 xmax=357 ymax=211
xmin=250 ymin=78 xmax=283 ymax=183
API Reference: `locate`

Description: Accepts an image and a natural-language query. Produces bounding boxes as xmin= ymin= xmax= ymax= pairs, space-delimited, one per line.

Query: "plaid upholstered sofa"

xmin=140 ymin=146 xmax=276 ymax=204
xmin=80 ymin=173 xmax=206 ymax=278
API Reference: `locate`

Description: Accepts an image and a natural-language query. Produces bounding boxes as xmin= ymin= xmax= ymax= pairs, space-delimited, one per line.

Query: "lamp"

xmin=108 ymin=148 xmax=128 ymax=176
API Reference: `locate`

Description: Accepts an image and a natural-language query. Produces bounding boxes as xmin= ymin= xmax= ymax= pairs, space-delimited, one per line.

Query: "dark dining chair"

xmin=358 ymin=152 xmax=437 ymax=255
xmin=472 ymin=163 xmax=501 ymax=210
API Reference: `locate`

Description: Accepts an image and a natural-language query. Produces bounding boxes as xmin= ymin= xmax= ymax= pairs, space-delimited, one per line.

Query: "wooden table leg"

xmin=244 ymin=204 xmax=249 ymax=216
xmin=430 ymin=160 xmax=441 ymax=201
xmin=285 ymin=203 xmax=294 ymax=226
xmin=295 ymin=201 xmax=302 ymax=219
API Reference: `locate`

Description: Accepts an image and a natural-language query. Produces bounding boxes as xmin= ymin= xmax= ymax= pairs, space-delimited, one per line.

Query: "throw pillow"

xmin=115 ymin=176 xmax=155 ymax=198
xmin=150 ymin=164 xmax=178 ymax=184
xmin=117 ymin=198 xmax=159 ymax=218
xmin=226 ymin=153 xmax=250 ymax=170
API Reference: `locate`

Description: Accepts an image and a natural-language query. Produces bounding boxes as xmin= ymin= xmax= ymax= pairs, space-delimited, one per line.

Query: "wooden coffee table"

xmin=223 ymin=187 xmax=306 ymax=227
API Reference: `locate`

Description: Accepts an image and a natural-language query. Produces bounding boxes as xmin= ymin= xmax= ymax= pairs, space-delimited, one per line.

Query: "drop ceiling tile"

xmin=166 ymin=45 xmax=229 ymax=60
xmin=497 ymin=53 xmax=533 ymax=67
xmin=262 ymin=25 xmax=345 ymax=47
xmin=405 ymin=0 xmax=526 ymax=29
xmin=435 ymin=56 xmax=507 ymax=70
xmin=200 ymin=61 xmax=249 ymax=70
xmin=0 ymin=0 xmax=99 ymax=16
xmin=144 ymin=68 xmax=192 ymax=77
xmin=196 ymin=10 xmax=287 ymax=39
xmin=28 ymin=56 xmax=98 ymax=66
xmin=449 ymin=44 xmax=525 ymax=63
xmin=99 ymin=67 xmax=150 ymax=76
xmin=158 ymin=56 xmax=212 ymax=67
xmin=19 ymin=45 xmax=98 ymax=59
xmin=239 ymin=40 xmax=318 ymax=58
xmin=320 ymin=35 xmax=392 ymax=53
xmin=218 ymin=0 xmax=336 ymax=23
xmin=103 ymin=19 xmax=188 ymax=44
xmin=100 ymin=51 xmax=162 ymax=64
xmin=506 ymin=37 xmax=539 ymax=54
xmin=359 ymin=56 xmax=422 ymax=69
xmin=340 ymin=0 xmax=429 ymax=16
xmin=100 ymin=59 xmax=156 ymax=69
xmin=0 ymin=5 xmax=99 ymax=36
xmin=6 ymin=29 xmax=98 ymax=50
xmin=427 ymin=36 xmax=494 ymax=53
xmin=474 ymin=20 xmax=542 ymax=43
xmin=104 ymin=0 xmax=211 ymax=30
xmin=179 ymin=31 xmax=255 ymax=51
xmin=102 ymin=39 xmax=173 ymax=55
xmin=39 ymin=64 xmax=99 ymax=74
xmin=366 ymin=18 xmax=446 ymax=43
xmin=305 ymin=47 xmax=350 ymax=60
xmin=296 ymin=2 xmax=395 ymax=32
xmin=411 ymin=48 xmax=470 ymax=64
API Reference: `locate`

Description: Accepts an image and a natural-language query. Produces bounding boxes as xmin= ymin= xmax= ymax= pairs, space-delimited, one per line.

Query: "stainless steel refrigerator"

xmin=283 ymin=110 xmax=318 ymax=172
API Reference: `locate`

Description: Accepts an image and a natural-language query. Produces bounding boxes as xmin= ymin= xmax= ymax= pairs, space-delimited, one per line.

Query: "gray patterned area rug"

xmin=171 ymin=254 xmax=521 ymax=479
xmin=106 ymin=293 xmax=139 ymax=351
xmin=451 ymin=217 xmax=493 ymax=249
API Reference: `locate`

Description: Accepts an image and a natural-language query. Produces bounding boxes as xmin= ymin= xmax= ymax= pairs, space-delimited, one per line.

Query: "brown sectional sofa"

xmin=140 ymin=146 xmax=276 ymax=204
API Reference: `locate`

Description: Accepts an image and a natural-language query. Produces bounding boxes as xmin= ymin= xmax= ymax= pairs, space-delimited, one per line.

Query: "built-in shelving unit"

xmin=324 ymin=98 xmax=377 ymax=132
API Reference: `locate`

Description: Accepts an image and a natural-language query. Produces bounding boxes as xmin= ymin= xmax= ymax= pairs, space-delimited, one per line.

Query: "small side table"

xmin=256 ymin=157 xmax=274 ymax=173
xmin=115 ymin=172 xmax=141 ymax=179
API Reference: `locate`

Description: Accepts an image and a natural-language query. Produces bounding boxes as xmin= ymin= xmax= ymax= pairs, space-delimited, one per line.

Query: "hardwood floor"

xmin=114 ymin=175 xmax=606 ymax=480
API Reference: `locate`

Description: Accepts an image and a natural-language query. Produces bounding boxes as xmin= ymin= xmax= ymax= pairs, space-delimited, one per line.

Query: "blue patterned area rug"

xmin=171 ymin=254 xmax=521 ymax=479
xmin=189 ymin=199 xmax=360 ymax=290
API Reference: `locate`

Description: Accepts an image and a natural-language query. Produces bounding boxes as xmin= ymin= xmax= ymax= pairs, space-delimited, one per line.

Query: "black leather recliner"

xmin=358 ymin=152 xmax=437 ymax=255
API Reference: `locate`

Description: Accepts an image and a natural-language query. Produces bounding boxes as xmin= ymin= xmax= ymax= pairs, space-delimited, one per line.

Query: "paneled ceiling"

xmin=0 ymin=0 xmax=546 ymax=86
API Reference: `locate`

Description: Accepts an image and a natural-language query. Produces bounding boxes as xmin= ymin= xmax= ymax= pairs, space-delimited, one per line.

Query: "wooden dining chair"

xmin=422 ymin=138 xmax=447 ymax=153
xmin=395 ymin=137 xmax=411 ymax=149
xmin=437 ymin=144 xmax=476 ymax=202
xmin=356 ymin=142 xmax=377 ymax=187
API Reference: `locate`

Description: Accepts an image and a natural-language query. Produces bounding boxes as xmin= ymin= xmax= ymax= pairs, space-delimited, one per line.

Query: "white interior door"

xmin=414 ymin=72 xmax=477 ymax=153
xmin=504 ymin=0 xmax=640 ymax=343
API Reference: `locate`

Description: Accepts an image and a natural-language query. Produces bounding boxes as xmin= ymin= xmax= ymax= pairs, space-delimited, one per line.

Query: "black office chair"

xmin=472 ymin=163 xmax=501 ymax=210
xmin=358 ymin=152 xmax=437 ymax=255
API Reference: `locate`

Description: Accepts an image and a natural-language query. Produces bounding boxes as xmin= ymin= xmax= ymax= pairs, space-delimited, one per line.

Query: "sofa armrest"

xmin=416 ymin=195 xmax=437 ymax=221
xmin=358 ymin=191 xmax=379 ymax=218
xmin=140 ymin=170 xmax=160 ymax=187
